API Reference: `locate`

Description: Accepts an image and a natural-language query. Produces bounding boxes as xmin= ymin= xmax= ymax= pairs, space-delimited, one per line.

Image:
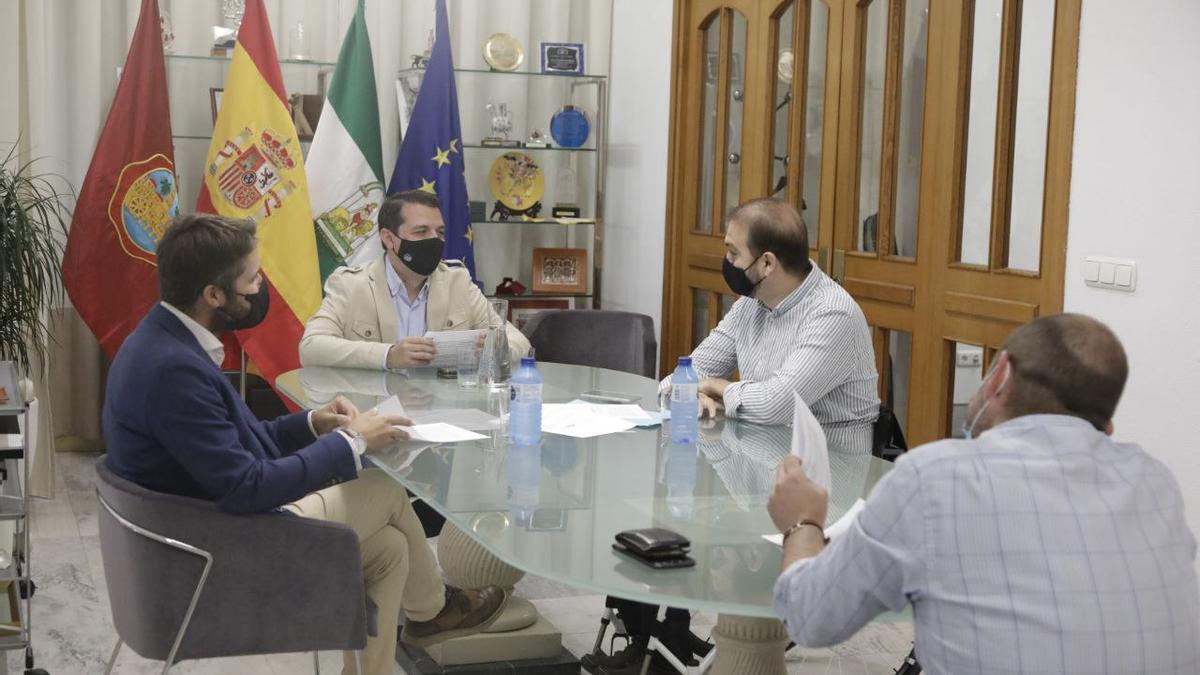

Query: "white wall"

xmin=599 ymin=0 xmax=672 ymax=351
xmin=1064 ymin=0 xmax=1200 ymax=548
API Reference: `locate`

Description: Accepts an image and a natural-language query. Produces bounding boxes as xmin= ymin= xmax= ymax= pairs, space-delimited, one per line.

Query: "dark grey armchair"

xmin=520 ymin=310 xmax=657 ymax=378
xmin=95 ymin=458 xmax=371 ymax=674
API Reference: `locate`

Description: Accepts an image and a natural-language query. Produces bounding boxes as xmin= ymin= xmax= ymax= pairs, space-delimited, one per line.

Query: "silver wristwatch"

xmin=340 ymin=427 xmax=367 ymax=455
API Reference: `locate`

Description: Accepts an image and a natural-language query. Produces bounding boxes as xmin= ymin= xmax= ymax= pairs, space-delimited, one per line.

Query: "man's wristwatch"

xmin=339 ymin=427 xmax=367 ymax=455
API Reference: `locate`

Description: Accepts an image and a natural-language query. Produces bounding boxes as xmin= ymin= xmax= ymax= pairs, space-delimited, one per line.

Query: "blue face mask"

xmin=961 ymin=363 xmax=1010 ymax=440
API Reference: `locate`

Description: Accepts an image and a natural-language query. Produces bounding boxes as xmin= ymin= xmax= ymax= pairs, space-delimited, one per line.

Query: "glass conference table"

xmin=277 ymin=364 xmax=893 ymax=673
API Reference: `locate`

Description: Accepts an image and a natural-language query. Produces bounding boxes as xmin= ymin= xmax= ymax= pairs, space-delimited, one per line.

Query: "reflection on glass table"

xmin=276 ymin=363 xmax=894 ymax=620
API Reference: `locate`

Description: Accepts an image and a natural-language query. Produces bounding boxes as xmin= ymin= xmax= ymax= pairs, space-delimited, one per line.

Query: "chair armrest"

xmin=97 ymin=469 xmax=369 ymax=660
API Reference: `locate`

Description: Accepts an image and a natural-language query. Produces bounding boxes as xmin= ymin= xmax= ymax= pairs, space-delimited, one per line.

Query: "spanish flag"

xmin=197 ymin=0 xmax=320 ymax=397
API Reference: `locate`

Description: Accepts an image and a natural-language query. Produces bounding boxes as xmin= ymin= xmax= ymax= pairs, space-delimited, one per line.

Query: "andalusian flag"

xmin=197 ymin=0 xmax=320 ymax=394
xmin=308 ymin=0 xmax=385 ymax=278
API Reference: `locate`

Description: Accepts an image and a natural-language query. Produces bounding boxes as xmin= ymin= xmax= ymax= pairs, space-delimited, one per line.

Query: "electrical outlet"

xmin=956 ymin=351 xmax=982 ymax=367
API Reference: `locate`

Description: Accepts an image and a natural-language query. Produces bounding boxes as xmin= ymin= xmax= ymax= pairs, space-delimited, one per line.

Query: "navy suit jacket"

xmin=103 ymin=304 xmax=357 ymax=514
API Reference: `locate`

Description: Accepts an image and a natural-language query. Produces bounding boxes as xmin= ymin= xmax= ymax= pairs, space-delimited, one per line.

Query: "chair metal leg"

xmin=97 ymin=494 xmax=214 ymax=675
xmin=592 ymin=608 xmax=613 ymax=654
xmin=312 ymin=651 xmax=321 ymax=674
xmin=103 ymin=638 xmax=123 ymax=675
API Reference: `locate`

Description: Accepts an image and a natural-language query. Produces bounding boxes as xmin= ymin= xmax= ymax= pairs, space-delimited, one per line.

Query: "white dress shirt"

xmin=160 ymin=302 xmax=361 ymax=467
xmin=774 ymin=414 xmax=1200 ymax=675
xmin=386 ymin=258 xmax=429 ymax=340
xmin=660 ymin=265 xmax=879 ymax=451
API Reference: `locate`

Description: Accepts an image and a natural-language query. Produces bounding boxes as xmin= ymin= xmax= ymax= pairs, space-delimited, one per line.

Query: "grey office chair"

xmin=520 ymin=310 xmax=657 ymax=378
xmin=95 ymin=458 xmax=372 ymax=674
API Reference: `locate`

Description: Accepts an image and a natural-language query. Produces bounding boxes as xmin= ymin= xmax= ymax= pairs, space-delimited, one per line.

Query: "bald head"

xmin=1000 ymin=313 xmax=1128 ymax=431
xmin=727 ymin=198 xmax=812 ymax=275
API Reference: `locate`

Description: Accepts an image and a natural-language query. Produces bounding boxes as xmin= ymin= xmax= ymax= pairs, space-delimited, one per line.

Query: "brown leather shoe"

xmin=400 ymin=585 xmax=509 ymax=648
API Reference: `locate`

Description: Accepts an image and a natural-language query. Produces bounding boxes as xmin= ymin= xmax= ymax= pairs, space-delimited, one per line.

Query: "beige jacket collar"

xmin=367 ymin=256 xmax=455 ymax=336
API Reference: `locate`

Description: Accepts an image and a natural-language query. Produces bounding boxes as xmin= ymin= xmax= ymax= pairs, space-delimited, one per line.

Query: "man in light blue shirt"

xmin=768 ymin=313 xmax=1200 ymax=674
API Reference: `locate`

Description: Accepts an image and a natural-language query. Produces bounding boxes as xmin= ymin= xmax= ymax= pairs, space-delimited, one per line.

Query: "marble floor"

xmin=9 ymin=452 xmax=913 ymax=674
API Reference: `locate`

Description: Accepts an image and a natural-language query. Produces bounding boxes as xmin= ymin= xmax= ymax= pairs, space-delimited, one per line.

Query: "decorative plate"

xmin=483 ymin=33 xmax=524 ymax=72
xmin=488 ymin=152 xmax=544 ymax=212
xmin=549 ymin=106 xmax=590 ymax=149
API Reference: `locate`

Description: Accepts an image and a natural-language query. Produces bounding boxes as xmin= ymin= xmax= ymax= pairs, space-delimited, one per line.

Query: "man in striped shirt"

xmin=768 ymin=314 xmax=1200 ymax=674
xmin=660 ymin=197 xmax=879 ymax=452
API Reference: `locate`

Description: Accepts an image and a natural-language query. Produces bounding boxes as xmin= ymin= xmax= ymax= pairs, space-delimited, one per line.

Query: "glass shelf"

xmin=399 ymin=67 xmax=606 ymax=81
xmin=462 ymin=143 xmax=596 ymax=153
xmin=167 ymin=54 xmax=336 ymax=67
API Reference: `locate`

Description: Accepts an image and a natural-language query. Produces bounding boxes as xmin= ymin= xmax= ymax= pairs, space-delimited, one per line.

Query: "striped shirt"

xmin=661 ymin=265 xmax=879 ymax=451
xmin=774 ymin=414 xmax=1200 ymax=675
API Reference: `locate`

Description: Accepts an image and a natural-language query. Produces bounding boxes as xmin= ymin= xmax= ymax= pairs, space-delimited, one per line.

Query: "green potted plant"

xmin=0 ymin=143 xmax=70 ymax=393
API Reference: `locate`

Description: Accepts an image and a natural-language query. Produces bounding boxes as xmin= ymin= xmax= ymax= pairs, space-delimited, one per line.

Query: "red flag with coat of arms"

xmin=62 ymin=0 xmax=178 ymax=358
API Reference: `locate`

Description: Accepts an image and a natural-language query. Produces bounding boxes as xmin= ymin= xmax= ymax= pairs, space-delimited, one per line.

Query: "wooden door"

xmin=661 ymin=0 xmax=1080 ymax=446
xmin=661 ymin=0 xmax=837 ymax=363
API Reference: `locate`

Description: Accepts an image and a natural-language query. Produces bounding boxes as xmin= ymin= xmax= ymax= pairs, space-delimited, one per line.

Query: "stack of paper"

xmin=791 ymin=392 xmax=831 ymax=492
xmin=541 ymin=404 xmax=637 ymax=438
xmin=564 ymin=400 xmax=659 ymax=426
xmin=423 ymin=329 xmax=484 ymax=368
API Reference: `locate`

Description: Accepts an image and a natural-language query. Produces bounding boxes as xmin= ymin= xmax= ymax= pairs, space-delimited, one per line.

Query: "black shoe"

xmin=581 ymin=643 xmax=645 ymax=674
xmin=686 ymin=630 xmax=713 ymax=658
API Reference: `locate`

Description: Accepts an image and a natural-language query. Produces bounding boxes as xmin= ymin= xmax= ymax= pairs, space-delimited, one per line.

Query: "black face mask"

xmin=215 ymin=281 xmax=270 ymax=332
xmin=395 ymin=236 xmax=445 ymax=277
xmin=722 ymin=254 xmax=765 ymax=297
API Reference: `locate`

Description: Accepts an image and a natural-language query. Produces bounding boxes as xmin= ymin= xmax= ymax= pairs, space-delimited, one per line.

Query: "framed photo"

xmin=209 ymin=87 xmax=223 ymax=123
xmin=540 ymin=42 xmax=585 ymax=75
xmin=507 ymin=297 xmax=570 ymax=330
xmin=531 ymin=247 xmax=588 ymax=294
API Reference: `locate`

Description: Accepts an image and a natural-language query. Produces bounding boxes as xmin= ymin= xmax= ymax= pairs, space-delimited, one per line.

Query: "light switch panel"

xmin=1084 ymin=256 xmax=1136 ymax=293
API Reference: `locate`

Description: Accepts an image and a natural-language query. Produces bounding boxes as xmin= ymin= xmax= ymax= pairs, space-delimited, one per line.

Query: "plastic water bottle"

xmin=670 ymin=356 xmax=699 ymax=443
xmin=509 ymin=357 xmax=543 ymax=446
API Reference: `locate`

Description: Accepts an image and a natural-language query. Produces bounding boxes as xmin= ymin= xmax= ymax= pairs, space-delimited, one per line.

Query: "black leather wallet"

xmin=612 ymin=541 xmax=695 ymax=569
xmin=615 ymin=528 xmax=691 ymax=556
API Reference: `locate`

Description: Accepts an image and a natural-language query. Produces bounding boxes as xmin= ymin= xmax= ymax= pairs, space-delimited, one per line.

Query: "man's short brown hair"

xmin=378 ymin=189 xmax=442 ymax=234
xmin=727 ymin=197 xmax=813 ymax=274
xmin=157 ymin=214 xmax=257 ymax=308
xmin=1001 ymin=313 xmax=1128 ymax=430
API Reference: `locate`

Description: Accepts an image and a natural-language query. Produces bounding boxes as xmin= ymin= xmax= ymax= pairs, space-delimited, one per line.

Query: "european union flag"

xmin=388 ymin=0 xmax=475 ymax=277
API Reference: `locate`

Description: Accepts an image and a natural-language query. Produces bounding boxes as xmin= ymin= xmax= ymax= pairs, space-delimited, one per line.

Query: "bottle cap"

xmin=678 ymin=356 xmax=692 ymax=366
xmin=521 ymin=356 xmax=536 ymax=367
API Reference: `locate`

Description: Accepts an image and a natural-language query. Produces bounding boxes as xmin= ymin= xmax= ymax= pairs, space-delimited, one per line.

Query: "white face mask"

xmin=962 ymin=362 xmax=1010 ymax=440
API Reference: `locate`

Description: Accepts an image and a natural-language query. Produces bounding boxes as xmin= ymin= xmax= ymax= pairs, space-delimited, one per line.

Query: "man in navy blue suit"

xmin=103 ymin=213 xmax=507 ymax=675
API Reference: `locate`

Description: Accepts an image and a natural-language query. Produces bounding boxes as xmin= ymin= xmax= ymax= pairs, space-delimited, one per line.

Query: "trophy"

xmin=211 ymin=0 xmax=245 ymax=57
xmin=552 ymin=166 xmax=580 ymax=218
xmin=482 ymin=102 xmax=519 ymax=147
xmin=524 ymin=129 xmax=549 ymax=149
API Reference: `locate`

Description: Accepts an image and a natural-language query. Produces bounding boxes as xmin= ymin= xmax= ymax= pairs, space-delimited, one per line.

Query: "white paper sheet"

xmin=408 ymin=408 xmax=500 ymax=431
xmin=374 ymin=395 xmax=406 ymax=418
xmin=762 ymin=498 xmax=867 ymax=546
xmin=541 ymin=404 xmax=637 ymax=438
xmin=423 ymin=329 xmax=484 ymax=367
xmin=565 ymin=400 xmax=655 ymax=422
xmin=395 ymin=422 xmax=488 ymax=443
xmin=791 ymin=392 xmax=831 ymax=492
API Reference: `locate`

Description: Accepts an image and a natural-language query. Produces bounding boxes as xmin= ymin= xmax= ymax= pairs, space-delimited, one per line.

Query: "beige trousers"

xmin=285 ymin=468 xmax=445 ymax=675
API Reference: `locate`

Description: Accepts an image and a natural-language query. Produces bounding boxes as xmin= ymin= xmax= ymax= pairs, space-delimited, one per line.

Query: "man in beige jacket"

xmin=301 ymin=189 xmax=530 ymax=370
